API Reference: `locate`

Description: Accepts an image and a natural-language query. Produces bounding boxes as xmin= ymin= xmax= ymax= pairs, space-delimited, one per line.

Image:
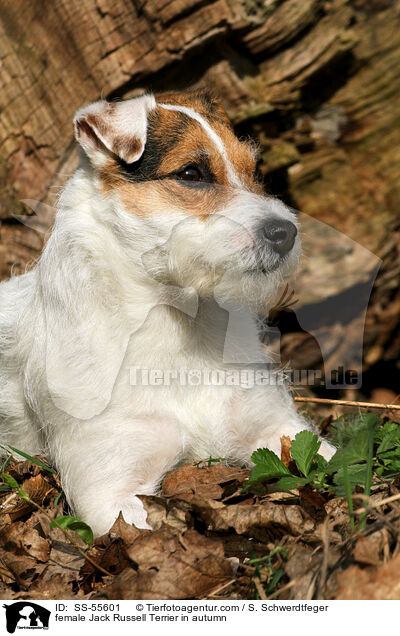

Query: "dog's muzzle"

xmin=260 ymin=219 xmax=298 ymax=256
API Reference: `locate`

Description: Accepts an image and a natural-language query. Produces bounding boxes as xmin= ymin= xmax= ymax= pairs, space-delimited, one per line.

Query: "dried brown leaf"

xmin=299 ymin=485 xmax=326 ymax=522
xmin=23 ymin=474 xmax=53 ymax=504
xmin=0 ymin=547 xmax=43 ymax=589
xmin=107 ymin=513 xmax=142 ymax=546
xmin=141 ymin=495 xmax=189 ymax=532
xmin=283 ymin=544 xmax=314 ymax=599
xmin=96 ymin=525 xmax=232 ymax=600
xmin=21 ymin=571 xmax=78 ymax=600
xmin=48 ymin=539 xmax=84 ymax=572
xmin=324 ymin=497 xmax=351 ymax=527
xmin=79 ymin=541 xmax=130 ymax=593
xmin=8 ymin=457 xmax=53 ymax=481
xmin=191 ymin=497 xmax=315 ymax=536
xmin=8 ymin=474 xmax=54 ymax=521
xmin=353 ymin=531 xmax=384 ymax=566
xmin=336 ymin=553 xmax=400 ymax=599
xmin=78 ymin=514 xmax=141 ymax=593
xmin=162 ymin=464 xmax=246 ymax=502
xmin=0 ymin=521 xmax=50 ymax=563
xmin=280 ymin=435 xmax=292 ymax=467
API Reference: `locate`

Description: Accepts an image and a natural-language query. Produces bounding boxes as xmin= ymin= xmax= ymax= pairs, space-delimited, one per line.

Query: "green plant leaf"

xmin=333 ymin=464 xmax=367 ymax=497
xmin=358 ymin=418 xmax=375 ymax=530
xmin=326 ymin=426 xmax=370 ymax=474
xmin=53 ymin=492 xmax=64 ymax=508
xmin=7 ymin=445 xmax=57 ymax=474
xmin=1 ymin=473 xmax=30 ymax=501
xmin=377 ymin=448 xmax=400 ymax=461
xmin=376 ymin=463 xmax=400 ymax=478
xmin=330 ymin=412 xmax=380 ymax=446
xmin=290 ymin=430 xmax=321 ymax=476
xmin=276 ymin=475 xmax=311 ymax=490
xmin=265 ymin=567 xmax=285 ymax=596
xmin=374 ymin=421 xmax=399 ymax=446
xmin=313 ymin=453 xmax=329 ymax=473
xmin=377 ymin=429 xmax=400 ymax=454
xmin=1 ymin=473 xmax=19 ymax=490
xmin=0 ymin=454 xmax=12 ymax=473
xmin=242 ymin=448 xmax=290 ymax=491
xmin=51 ymin=516 xmax=93 ymax=547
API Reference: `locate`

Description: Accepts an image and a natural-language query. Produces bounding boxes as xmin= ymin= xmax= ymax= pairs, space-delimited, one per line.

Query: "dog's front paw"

xmin=318 ymin=438 xmax=336 ymax=461
xmin=118 ymin=495 xmax=153 ymax=531
xmin=79 ymin=494 xmax=153 ymax=537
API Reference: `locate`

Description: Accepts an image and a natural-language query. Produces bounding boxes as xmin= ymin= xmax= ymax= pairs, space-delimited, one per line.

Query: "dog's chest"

xmin=108 ymin=300 xmax=267 ymax=457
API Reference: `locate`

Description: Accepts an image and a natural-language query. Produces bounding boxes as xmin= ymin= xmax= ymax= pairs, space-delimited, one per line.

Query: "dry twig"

xmin=254 ymin=577 xmax=267 ymax=600
xmin=317 ymin=516 xmax=331 ymax=599
xmin=267 ymin=578 xmax=297 ymax=600
xmin=294 ymin=397 xmax=400 ymax=411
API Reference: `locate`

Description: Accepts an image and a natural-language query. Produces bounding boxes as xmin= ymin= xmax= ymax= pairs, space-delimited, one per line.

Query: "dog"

xmin=0 ymin=89 xmax=334 ymax=536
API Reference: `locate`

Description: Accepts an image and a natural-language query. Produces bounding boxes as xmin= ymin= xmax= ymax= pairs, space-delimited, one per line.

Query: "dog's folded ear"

xmin=73 ymin=95 xmax=156 ymax=167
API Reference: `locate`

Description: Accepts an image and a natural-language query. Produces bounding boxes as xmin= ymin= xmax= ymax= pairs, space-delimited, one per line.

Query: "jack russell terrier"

xmin=0 ymin=90 xmax=334 ymax=536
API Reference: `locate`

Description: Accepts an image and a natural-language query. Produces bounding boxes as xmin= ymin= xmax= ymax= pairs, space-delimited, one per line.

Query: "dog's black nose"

xmin=262 ymin=219 xmax=297 ymax=256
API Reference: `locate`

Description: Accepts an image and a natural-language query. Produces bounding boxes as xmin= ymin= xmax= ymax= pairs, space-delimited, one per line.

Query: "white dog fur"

xmin=0 ymin=90 xmax=334 ymax=536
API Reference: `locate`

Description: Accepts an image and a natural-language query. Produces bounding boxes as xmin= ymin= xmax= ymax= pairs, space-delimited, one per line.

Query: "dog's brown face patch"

xmin=99 ymin=90 xmax=263 ymax=218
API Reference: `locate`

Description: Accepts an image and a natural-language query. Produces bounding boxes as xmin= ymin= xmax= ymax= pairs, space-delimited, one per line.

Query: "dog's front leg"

xmin=253 ymin=411 xmax=336 ymax=462
xmin=50 ymin=415 xmax=184 ymax=537
xmin=233 ymin=385 xmax=336 ymax=464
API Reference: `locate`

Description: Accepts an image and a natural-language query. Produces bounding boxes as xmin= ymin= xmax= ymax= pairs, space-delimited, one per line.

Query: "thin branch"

xmin=317 ymin=516 xmax=331 ymax=599
xmin=0 ymin=492 xmax=17 ymax=509
xmin=294 ymin=397 xmax=400 ymax=411
xmin=359 ymin=506 xmax=400 ymax=536
xmin=353 ymin=491 xmax=400 ymax=514
xmin=254 ymin=577 xmax=267 ymax=600
xmin=200 ymin=578 xmax=236 ymax=599
xmin=267 ymin=578 xmax=297 ymax=600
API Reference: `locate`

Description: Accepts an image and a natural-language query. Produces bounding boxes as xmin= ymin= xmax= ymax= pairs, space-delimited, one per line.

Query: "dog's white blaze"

xmin=159 ymin=103 xmax=242 ymax=188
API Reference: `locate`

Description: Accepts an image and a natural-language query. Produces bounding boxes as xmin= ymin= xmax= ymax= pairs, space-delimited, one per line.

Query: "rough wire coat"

xmin=0 ymin=90 xmax=334 ymax=535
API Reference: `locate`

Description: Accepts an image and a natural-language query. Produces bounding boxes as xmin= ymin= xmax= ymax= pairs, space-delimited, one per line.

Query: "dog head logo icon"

xmin=3 ymin=602 xmax=50 ymax=633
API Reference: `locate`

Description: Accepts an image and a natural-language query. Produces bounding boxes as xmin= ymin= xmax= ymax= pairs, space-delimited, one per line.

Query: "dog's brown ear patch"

xmin=73 ymin=95 xmax=156 ymax=167
xmin=111 ymin=135 xmax=143 ymax=163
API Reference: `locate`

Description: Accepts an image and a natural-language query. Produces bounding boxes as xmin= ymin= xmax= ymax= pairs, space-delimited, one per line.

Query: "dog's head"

xmin=73 ymin=90 xmax=300 ymax=308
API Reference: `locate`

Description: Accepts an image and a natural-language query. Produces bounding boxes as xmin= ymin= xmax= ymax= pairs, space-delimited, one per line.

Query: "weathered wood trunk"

xmin=1 ymin=0 xmax=399 ymax=393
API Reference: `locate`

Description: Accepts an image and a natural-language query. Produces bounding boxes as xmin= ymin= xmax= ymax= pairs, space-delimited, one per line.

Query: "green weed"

xmin=243 ymin=412 xmax=400 ymax=529
xmin=249 ymin=546 xmax=287 ymax=598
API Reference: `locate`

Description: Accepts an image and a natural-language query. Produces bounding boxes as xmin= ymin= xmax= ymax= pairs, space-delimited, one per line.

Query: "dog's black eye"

xmin=175 ymin=165 xmax=204 ymax=182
